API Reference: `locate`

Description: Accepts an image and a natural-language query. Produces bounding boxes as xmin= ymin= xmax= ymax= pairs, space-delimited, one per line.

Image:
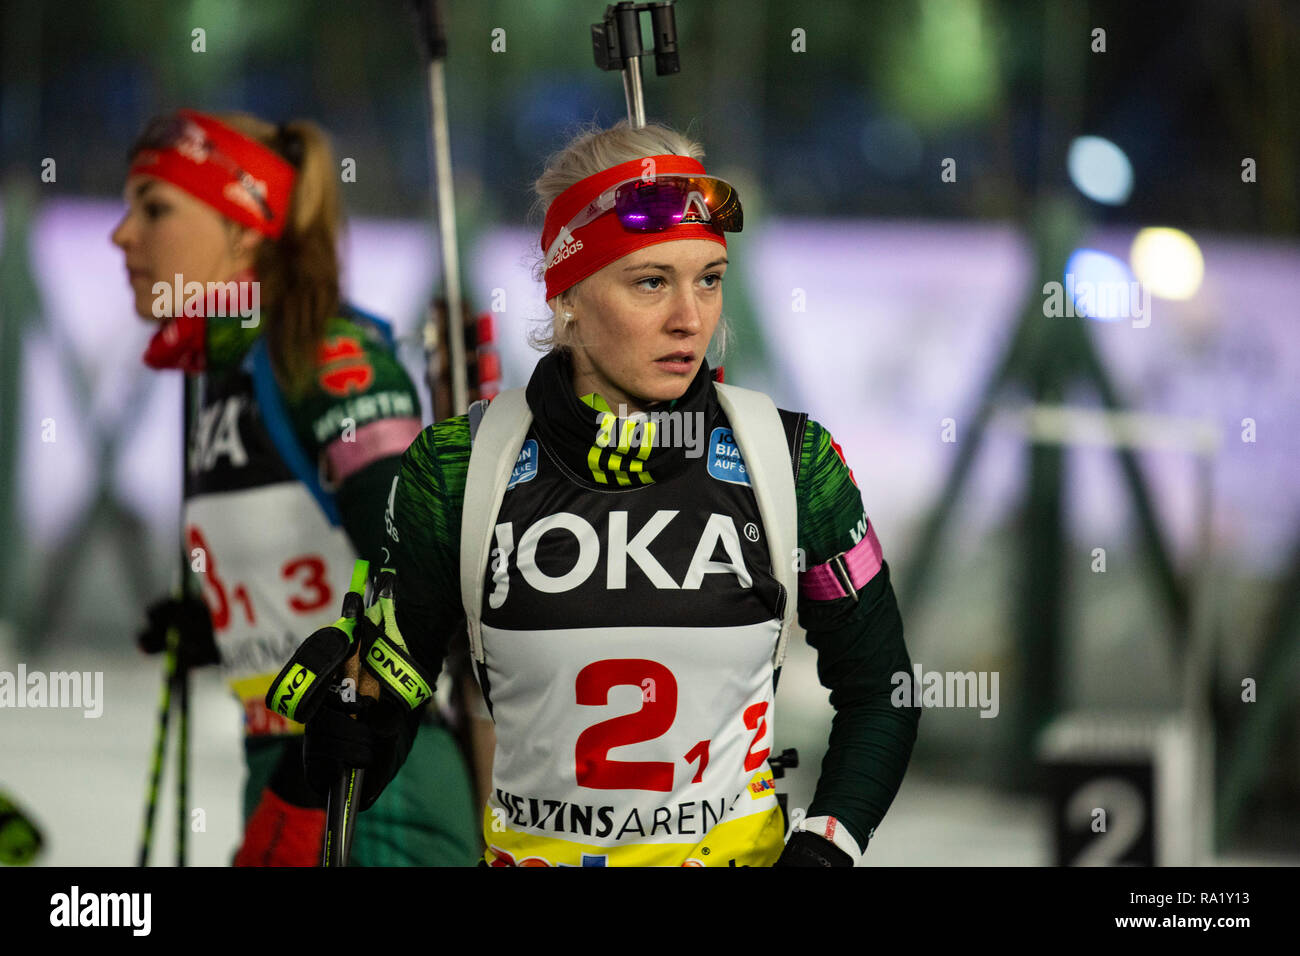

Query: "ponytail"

xmin=216 ymin=113 xmax=341 ymax=397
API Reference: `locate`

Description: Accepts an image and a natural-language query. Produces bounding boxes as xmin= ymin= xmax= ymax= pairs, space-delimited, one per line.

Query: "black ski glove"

xmin=136 ymin=595 xmax=220 ymax=669
xmin=773 ymin=830 xmax=854 ymax=867
xmin=297 ymin=563 xmax=426 ymax=813
xmin=302 ymin=693 xmax=417 ymax=812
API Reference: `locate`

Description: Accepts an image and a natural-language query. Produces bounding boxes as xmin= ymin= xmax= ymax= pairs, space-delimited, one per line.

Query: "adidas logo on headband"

xmin=546 ymin=227 xmax=584 ymax=270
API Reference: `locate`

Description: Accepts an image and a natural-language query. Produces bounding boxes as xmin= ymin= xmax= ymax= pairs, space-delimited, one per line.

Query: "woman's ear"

xmin=228 ymin=223 xmax=263 ymax=268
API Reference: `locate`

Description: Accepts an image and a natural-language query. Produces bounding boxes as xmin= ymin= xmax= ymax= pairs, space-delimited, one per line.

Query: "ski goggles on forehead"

xmin=133 ymin=113 xmax=277 ymax=223
xmin=544 ymin=174 xmax=743 ymax=269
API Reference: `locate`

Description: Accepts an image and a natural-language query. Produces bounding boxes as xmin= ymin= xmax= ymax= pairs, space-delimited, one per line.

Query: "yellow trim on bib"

xmin=480 ymin=802 xmax=784 ymax=868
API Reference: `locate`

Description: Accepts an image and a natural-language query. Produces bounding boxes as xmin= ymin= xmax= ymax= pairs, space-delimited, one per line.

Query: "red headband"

xmin=128 ymin=109 xmax=296 ymax=239
xmin=540 ymin=154 xmax=727 ymax=301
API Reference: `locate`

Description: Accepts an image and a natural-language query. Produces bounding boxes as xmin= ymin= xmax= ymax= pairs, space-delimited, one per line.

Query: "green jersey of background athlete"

xmin=382 ymin=347 xmax=921 ymax=865
xmin=182 ymin=309 xmax=480 ymax=866
xmin=116 ymin=108 xmax=479 ymax=866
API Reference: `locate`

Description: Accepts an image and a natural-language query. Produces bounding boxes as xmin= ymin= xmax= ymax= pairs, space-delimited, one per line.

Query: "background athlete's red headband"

xmin=540 ymin=154 xmax=727 ymax=301
xmin=128 ymin=109 xmax=296 ymax=239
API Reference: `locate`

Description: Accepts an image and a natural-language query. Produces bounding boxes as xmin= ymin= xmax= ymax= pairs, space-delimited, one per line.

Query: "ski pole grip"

xmin=411 ymin=0 xmax=448 ymax=60
xmin=264 ymin=624 xmax=353 ymax=724
xmin=340 ymin=558 xmax=370 ymax=626
xmin=264 ymin=559 xmax=372 ymax=724
xmin=649 ymin=1 xmax=679 ymax=75
xmin=614 ymin=2 xmax=644 ymax=59
xmin=358 ymin=567 xmax=433 ymax=713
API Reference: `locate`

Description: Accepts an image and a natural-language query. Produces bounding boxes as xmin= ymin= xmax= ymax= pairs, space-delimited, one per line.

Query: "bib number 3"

xmin=186 ymin=524 xmax=333 ymax=630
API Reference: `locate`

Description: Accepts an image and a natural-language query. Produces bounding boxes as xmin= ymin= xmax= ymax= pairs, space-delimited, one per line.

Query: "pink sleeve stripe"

xmin=325 ymin=417 xmax=423 ymax=483
xmin=799 ymin=523 xmax=883 ymax=601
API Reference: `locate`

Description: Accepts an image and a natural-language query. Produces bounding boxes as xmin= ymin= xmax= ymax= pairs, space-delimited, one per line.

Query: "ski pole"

xmin=175 ymin=642 xmax=190 ymax=866
xmin=138 ymin=372 xmax=196 ymax=867
xmin=412 ymin=0 xmax=469 ymax=416
xmin=175 ymin=373 xmax=194 ymax=867
xmin=319 ymin=559 xmax=372 ymax=867
xmin=591 ymin=1 xmax=680 ymax=129
xmin=136 ymin=624 xmax=177 ymax=867
xmin=322 ymin=767 xmax=365 ymax=868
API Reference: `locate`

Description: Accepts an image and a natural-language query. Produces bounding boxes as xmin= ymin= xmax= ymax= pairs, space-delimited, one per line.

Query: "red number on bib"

xmin=187 ymin=525 xmax=229 ymax=630
xmin=282 ymin=555 xmax=332 ymax=613
xmin=575 ymin=659 xmax=677 ymax=792
xmin=683 ymin=739 xmax=710 ymax=784
xmin=742 ymin=701 xmax=771 ymax=772
xmin=232 ymin=584 xmax=256 ymax=625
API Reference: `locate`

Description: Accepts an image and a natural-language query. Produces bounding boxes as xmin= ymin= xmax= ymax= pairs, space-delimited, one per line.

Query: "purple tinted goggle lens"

xmin=545 ymin=174 xmax=742 ymax=270
xmin=613 ymin=176 xmax=743 ymax=233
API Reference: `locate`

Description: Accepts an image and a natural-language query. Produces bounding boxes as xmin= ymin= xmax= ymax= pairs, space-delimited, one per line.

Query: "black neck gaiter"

xmin=523 ymin=349 xmax=716 ymax=488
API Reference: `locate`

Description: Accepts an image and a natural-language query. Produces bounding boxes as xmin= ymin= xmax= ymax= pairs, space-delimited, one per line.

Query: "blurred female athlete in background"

xmin=113 ymin=108 xmax=478 ymax=865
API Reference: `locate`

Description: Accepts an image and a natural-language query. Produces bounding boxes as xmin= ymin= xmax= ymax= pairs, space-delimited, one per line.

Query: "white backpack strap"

xmin=459 ymin=388 xmax=532 ymax=663
xmin=713 ymin=383 xmax=799 ymax=668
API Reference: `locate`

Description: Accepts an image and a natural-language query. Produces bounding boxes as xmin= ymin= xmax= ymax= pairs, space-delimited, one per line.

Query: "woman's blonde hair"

xmin=527 ymin=119 xmax=727 ymax=360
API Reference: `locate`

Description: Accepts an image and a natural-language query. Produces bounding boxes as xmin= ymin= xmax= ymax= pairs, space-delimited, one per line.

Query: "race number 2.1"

xmin=575 ymin=659 xmax=677 ymax=792
xmin=573 ymin=659 xmax=771 ymax=792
